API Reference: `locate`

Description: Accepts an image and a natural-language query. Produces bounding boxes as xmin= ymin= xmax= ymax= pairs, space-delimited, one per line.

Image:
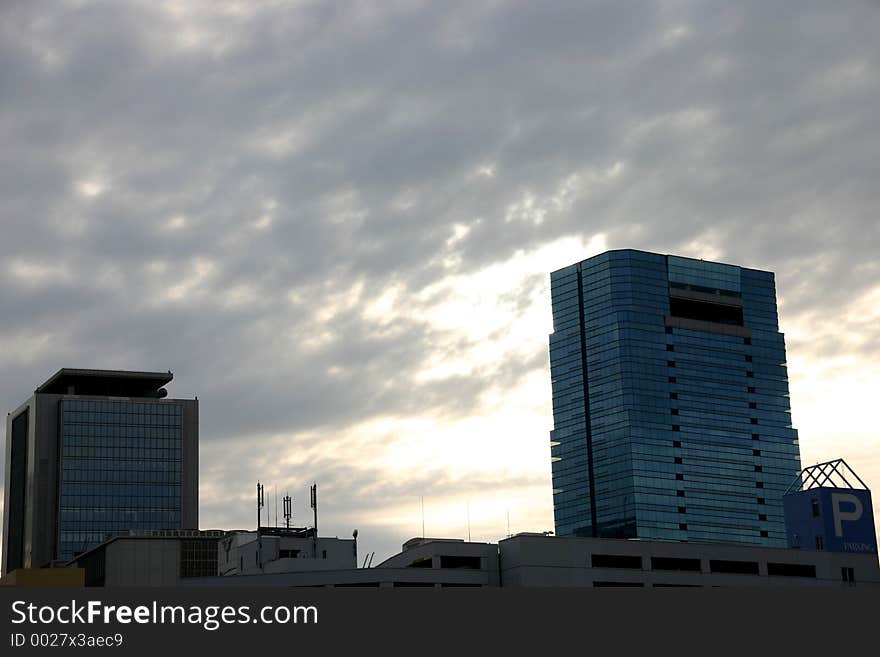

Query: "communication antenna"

xmin=310 ymin=483 xmax=318 ymax=532
xmin=283 ymin=494 xmax=292 ymax=529
xmin=310 ymin=483 xmax=318 ymax=558
xmin=274 ymin=485 xmax=278 ymax=528
xmin=256 ymin=482 xmax=265 ymax=530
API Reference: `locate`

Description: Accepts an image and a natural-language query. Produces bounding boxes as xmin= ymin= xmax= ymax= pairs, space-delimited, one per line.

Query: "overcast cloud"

xmin=2 ymin=0 xmax=879 ymax=562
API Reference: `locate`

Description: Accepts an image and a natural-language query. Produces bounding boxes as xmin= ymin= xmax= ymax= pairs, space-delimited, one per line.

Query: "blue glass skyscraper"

xmin=549 ymin=250 xmax=801 ymax=546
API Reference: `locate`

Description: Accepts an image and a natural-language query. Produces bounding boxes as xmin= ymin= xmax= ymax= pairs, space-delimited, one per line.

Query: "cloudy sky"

xmin=1 ymin=0 xmax=879 ymax=563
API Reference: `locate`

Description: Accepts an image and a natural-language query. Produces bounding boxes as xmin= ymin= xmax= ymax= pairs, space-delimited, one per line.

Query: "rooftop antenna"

xmin=256 ymin=482 xmax=265 ymax=570
xmin=283 ymin=494 xmax=292 ymax=529
xmin=467 ymin=500 xmax=471 ymax=542
xmin=310 ymin=483 xmax=318 ymax=558
xmin=274 ymin=485 xmax=278 ymax=528
xmin=507 ymin=509 xmax=510 ymax=538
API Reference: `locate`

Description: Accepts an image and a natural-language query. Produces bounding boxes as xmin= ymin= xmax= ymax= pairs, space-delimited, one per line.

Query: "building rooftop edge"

xmin=35 ymin=368 xmax=174 ymax=395
xmin=549 ymin=248 xmax=774 ymax=277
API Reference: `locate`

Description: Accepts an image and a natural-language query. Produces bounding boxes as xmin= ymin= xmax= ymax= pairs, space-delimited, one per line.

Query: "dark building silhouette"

xmin=2 ymin=369 xmax=198 ymax=573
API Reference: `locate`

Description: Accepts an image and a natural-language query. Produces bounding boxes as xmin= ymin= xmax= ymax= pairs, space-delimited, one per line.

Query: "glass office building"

xmin=58 ymin=399 xmax=183 ymax=561
xmin=2 ymin=369 xmax=198 ymax=573
xmin=549 ymin=250 xmax=801 ymax=546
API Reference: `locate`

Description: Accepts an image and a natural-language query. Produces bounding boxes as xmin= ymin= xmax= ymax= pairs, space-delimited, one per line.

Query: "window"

xmin=710 ymin=560 xmax=759 ymax=575
xmin=811 ymin=498 xmax=820 ymax=518
xmin=678 ymin=523 xmax=688 ymax=530
xmin=674 ymin=457 xmax=682 ymax=464
xmin=279 ymin=549 xmax=300 ymax=559
xmin=746 ymin=371 xmax=754 ymax=378
xmin=748 ymin=386 xmax=756 ymax=393
xmin=754 ymin=465 xmax=762 ymax=472
xmin=591 ymin=554 xmax=642 ymax=570
xmin=767 ymin=563 xmax=816 ymax=578
xmin=752 ymin=433 xmax=760 ymax=441
xmin=180 ymin=539 xmax=218 ymax=578
xmin=394 ymin=582 xmax=435 ymax=587
xmin=667 ymin=345 xmax=675 ymax=352
xmin=668 ymin=376 xmax=677 ymax=383
xmin=653 ymin=583 xmax=701 ymax=588
xmin=593 ymin=581 xmax=643 ymax=587
xmin=676 ymin=474 xmax=684 ymax=481
xmin=757 ymin=498 xmax=765 ymax=505
xmin=669 ymin=296 xmax=744 ymax=326
xmin=678 ymin=506 xmax=686 ymax=514
xmin=758 ymin=514 xmax=767 ymax=521
xmin=335 ymin=582 xmax=380 ymax=587
xmin=673 ymin=440 xmax=682 ymax=448
xmin=753 ymin=449 xmax=761 ymax=456
xmin=745 ymin=355 xmax=753 ymax=362
xmin=744 ymin=337 xmax=751 ymax=345
xmin=672 ymin=425 xmax=680 ymax=432
xmin=441 ymin=583 xmax=482 ymax=588
xmin=760 ymin=530 xmax=768 ymax=538
xmin=676 ymin=490 xmax=685 ymax=498
xmin=651 ymin=556 xmax=700 ymax=572
xmin=670 ymin=392 xmax=678 ymax=400
xmin=756 ymin=482 xmax=764 ymax=489
xmin=816 ymin=535 xmax=824 ymax=551
xmin=842 ymin=567 xmax=855 ymax=584
xmin=668 ymin=360 xmax=676 ymax=368
xmin=751 ymin=418 xmax=758 ymax=424
xmin=749 ymin=402 xmax=757 ymax=409
xmin=322 ymin=550 xmax=327 ymax=559
xmin=439 ymin=555 xmax=481 ymax=569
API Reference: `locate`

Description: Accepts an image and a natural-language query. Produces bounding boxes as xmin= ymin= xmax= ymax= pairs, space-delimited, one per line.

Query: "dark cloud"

xmin=2 ymin=0 xmax=879 ymax=561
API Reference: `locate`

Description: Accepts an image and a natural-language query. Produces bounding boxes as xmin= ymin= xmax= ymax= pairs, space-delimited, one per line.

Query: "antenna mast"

xmin=283 ymin=494 xmax=292 ymax=529
xmin=310 ymin=483 xmax=318 ymax=558
xmin=256 ymin=482 xmax=264 ymax=530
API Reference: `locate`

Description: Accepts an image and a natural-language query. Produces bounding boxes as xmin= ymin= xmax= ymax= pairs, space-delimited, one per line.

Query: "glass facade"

xmin=59 ymin=399 xmax=182 ymax=560
xmin=549 ymin=249 xmax=801 ymax=547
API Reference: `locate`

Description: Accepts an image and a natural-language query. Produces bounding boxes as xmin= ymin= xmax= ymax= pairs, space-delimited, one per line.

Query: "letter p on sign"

xmin=831 ymin=492 xmax=863 ymax=537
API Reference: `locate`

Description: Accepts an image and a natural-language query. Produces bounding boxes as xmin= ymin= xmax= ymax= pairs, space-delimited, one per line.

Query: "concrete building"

xmin=66 ymin=527 xmax=358 ymax=586
xmin=498 ymin=533 xmax=880 ymax=587
xmin=184 ymin=538 xmax=498 ymax=588
xmin=68 ymin=530 xmax=225 ymax=586
xmin=218 ymin=527 xmax=357 ymax=576
xmin=549 ymin=250 xmax=801 ymax=546
xmin=2 ymin=369 xmax=199 ymax=573
xmin=63 ymin=530 xmax=880 ymax=588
